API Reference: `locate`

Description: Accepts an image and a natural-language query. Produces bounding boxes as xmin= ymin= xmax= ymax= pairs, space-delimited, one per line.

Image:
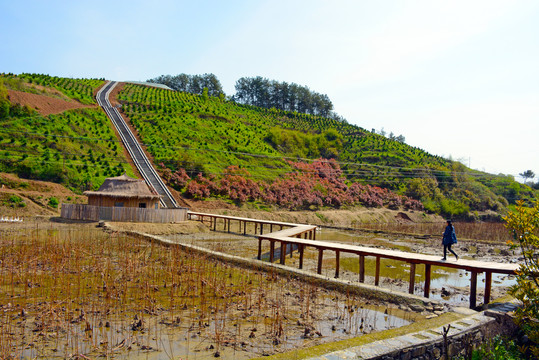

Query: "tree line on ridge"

xmin=147 ymin=73 xmax=336 ymax=118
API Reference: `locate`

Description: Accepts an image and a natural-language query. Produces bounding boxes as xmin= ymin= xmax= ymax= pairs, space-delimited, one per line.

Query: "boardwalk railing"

xmin=188 ymin=211 xmax=317 ymax=238
xmin=61 ymin=203 xmax=187 ymax=223
xmin=188 ymin=211 xmax=518 ymax=309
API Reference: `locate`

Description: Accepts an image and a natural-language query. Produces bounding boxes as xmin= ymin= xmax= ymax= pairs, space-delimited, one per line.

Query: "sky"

xmin=1 ymin=0 xmax=538 ymax=180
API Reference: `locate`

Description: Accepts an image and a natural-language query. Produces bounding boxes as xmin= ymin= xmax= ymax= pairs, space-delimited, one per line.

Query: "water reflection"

xmin=317 ymin=228 xmax=517 ymax=305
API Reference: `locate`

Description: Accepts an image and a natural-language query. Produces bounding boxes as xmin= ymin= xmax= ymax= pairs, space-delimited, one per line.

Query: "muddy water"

xmin=3 ymin=226 xmax=417 ymax=360
xmin=175 ymin=227 xmax=518 ymax=307
xmin=317 ymin=229 xmax=517 ymax=305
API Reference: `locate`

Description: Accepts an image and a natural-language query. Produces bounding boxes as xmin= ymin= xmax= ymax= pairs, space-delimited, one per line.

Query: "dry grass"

xmin=0 ymin=223 xmax=416 ymax=359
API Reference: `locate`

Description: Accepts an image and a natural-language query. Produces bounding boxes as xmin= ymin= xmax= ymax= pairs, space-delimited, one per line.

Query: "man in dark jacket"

xmin=442 ymin=220 xmax=458 ymax=261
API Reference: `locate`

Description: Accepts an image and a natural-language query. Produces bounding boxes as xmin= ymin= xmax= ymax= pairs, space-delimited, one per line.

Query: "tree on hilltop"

xmin=233 ymin=76 xmax=334 ymax=117
xmin=147 ymin=73 xmax=225 ymax=97
xmin=520 ymin=170 xmax=536 ymax=184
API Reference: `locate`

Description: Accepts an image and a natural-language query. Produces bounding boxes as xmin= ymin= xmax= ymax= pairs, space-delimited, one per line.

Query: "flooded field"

xmin=168 ymin=222 xmax=519 ymax=307
xmin=0 ymin=224 xmax=419 ymax=360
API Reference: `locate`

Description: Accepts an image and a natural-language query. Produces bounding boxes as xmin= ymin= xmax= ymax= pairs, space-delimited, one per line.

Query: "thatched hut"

xmin=84 ymin=174 xmax=162 ymax=209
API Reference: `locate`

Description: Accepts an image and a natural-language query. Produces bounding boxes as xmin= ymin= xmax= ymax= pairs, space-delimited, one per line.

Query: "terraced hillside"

xmin=0 ymin=74 xmax=137 ymax=191
xmin=116 ymin=82 xmax=536 ymax=217
xmin=0 ymin=74 xmax=535 ymax=217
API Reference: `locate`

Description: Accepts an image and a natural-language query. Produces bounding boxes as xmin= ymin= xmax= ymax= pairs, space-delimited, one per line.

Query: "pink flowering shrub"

xmin=159 ymin=163 xmax=191 ymax=190
xmin=218 ymin=166 xmax=261 ymax=202
xmin=173 ymin=158 xmax=423 ymax=210
xmin=185 ymin=173 xmax=217 ymax=199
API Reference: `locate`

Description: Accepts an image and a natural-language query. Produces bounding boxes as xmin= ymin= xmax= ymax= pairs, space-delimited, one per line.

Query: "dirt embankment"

xmin=0 ymin=173 xmax=85 ymax=217
xmin=188 ymin=203 xmax=443 ymax=227
xmin=7 ymin=89 xmax=97 ymax=116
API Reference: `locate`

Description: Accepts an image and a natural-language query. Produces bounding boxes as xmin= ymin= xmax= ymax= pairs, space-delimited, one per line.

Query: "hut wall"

xmin=87 ymin=195 xmax=160 ymax=209
xmin=61 ymin=204 xmax=187 ymax=223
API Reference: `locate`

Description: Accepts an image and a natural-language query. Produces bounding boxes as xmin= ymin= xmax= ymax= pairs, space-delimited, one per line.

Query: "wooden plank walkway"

xmin=188 ymin=212 xmax=317 ymax=238
xmin=188 ymin=211 xmax=519 ymax=309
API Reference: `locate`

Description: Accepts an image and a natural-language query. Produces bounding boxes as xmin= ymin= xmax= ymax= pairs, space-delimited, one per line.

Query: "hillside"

xmin=0 ymin=73 xmax=536 ymax=219
xmin=0 ymin=74 xmax=138 ymax=191
xmin=0 ymin=172 xmax=85 ymax=217
xmin=114 ymin=81 xmax=536 ymax=218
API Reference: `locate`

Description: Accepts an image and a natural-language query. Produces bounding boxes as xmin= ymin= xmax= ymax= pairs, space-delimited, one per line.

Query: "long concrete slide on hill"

xmin=96 ymin=81 xmax=180 ymax=209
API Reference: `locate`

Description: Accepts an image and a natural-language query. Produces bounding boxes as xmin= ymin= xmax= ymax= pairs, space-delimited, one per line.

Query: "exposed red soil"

xmin=7 ymin=89 xmax=96 ymax=116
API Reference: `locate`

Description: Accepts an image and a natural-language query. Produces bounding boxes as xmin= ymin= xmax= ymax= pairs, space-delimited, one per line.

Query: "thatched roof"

xmin=84 ymin=174 xmax=162 ymax=200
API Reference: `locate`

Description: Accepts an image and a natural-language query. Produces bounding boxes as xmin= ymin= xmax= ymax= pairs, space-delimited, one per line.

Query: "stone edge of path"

xmin=307 ymin=301 xmax=520 ymax=359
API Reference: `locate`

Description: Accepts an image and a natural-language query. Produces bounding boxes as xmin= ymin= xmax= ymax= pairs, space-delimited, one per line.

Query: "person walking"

xmin=442 ymin=220 xmax=458 ymax=261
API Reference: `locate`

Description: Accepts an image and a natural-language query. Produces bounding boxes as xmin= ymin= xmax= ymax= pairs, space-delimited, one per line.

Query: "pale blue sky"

xmin=1 ymin=0 xmax=538 ymax=180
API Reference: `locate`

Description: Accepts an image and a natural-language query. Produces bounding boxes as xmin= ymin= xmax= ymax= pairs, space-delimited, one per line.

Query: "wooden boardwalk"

xmin=188 ymin=211 xmax=519 ymax=309
xmin=188 ymin=212 xmax=317 ymax=238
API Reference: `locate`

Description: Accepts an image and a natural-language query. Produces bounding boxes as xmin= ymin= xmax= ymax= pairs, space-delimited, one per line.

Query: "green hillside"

xmin=116 ymin=82 xmax=536 ymax=217
xmin=0 ymin=73 xmax=536 ymax=218
xmin=0 ymin=74 xmax=136 ymax=190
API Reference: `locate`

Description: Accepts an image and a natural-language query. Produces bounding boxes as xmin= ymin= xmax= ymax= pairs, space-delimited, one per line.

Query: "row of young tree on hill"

xmin=147 ymin=73 xmax=335 ymax=117
xmin=232 ymin=76 xmax=334 ymax=117
xmin=148 ymin=73 xmax=225 ymax=97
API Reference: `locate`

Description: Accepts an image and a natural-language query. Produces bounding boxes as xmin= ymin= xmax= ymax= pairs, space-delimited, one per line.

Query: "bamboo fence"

xmin=61 ymin=203 xmax=188 ymax=223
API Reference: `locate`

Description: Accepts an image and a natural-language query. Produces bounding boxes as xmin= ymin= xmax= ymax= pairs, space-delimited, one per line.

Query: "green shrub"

xmin=48 ymin=197 xmax=59 ymax=208
xmin=505 ymin=201 xmax=539 ymax=358
xmin=471 ymin=335 xmax=526 ymax=360
xmin=3 ymin=194 xmax=26 ymax=208
xmin=439 ymin=198 xmax=469 ymax=218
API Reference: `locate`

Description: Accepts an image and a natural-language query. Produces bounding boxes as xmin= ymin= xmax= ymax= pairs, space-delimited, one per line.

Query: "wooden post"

xmin=227 ymin=219 xmax=231 ymax=233
xmin=309 ymin=230 xmax=313 ymax=240
xmin=280 ymin=242 xmax=287 ymax=265
xmin=424 ymin=263 xmax=431 ymax=298
xmin=280 ymin=225 xmax=283 ymax=230
xmin=335 ymin=250 xmax=340 ymax=278
xmin=270 ymin=224 xmax=273 ymax=233
xmin=269 ymin=240 xmax=275 ymax=263
xmin=470 ymin=271 xmax=478 ymax=309
xmin=260 ymin=223 xmax=264 ymax=235
xmin=313 ymin=229 xmax=316 ymax=240
xmin=375 ymin=256 xmax=381 ymax=286
xmin=317 ymin=249 xmax=324 ymax=275
xmin=243 ymin=221 xmax=246 ymax=235
xmin=257 ymin=238 xmax=262 ymax=260
xmin=359 ymin=254 xmax=365 ymax=283
xmin=213 ymin=217 xmax=217 ymax=231
xmin=484 ymin=271 xmax=492 ymax=306
xmin=255 ymin=223 xmax=258 ymax=235
xmin=299 ymin=245 xmax=304 ymax=269
xmin=409 ymin=263 xmax=416 ymax=294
